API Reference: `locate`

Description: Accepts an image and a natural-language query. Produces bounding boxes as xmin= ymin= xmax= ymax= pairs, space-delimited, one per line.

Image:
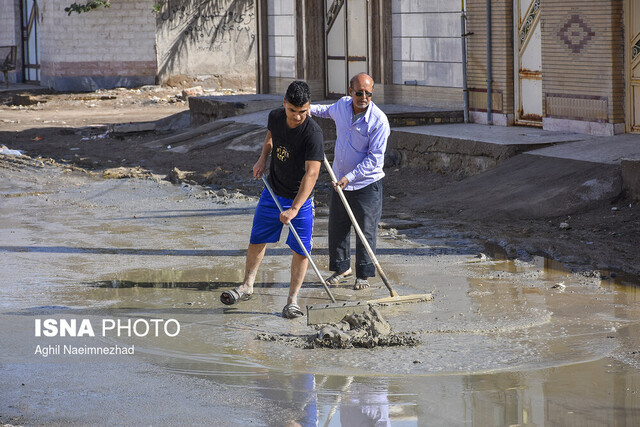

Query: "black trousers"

xmin=328 ymin=180 xmax=383 ymax=279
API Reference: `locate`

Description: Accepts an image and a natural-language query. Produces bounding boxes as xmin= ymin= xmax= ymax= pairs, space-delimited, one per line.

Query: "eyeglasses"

xmin=353 ymin=90 xmax=373 ymax=98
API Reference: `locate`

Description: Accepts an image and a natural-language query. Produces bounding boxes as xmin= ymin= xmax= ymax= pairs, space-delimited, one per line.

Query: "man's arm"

xmin=280 ymin=160 xmax=321 ymax=224
xmin=253 ymin=130 xmax=273 ymax=178
xmin=309 ymin=103 xmax=333 ymax=119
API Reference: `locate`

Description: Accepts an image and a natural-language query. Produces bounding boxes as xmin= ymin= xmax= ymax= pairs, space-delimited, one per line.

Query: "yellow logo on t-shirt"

xmin=276 ymin=146 xmax=290 ymax=163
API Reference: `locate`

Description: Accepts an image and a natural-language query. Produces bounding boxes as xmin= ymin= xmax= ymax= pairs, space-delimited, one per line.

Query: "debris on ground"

xmin=103 ymin=166 xmax=153 ymax=179
xmin=81 ymin=130 xmax=110 ymax=141
xmin=12 ymin=93 xmax=46 ymax=106
xmin=0 ymin=145 xmax=23 ymax=156
xmin=166 ymin=167 xmax=197 ymax=184
xmin=181 ymin=86 xmax=205 ymax=99
xmin=257 ymin=306 xmax=420 ymax=349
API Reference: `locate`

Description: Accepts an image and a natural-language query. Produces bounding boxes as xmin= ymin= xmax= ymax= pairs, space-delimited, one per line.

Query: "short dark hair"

xmin=285 ymin=80 xmax=311 ymax=106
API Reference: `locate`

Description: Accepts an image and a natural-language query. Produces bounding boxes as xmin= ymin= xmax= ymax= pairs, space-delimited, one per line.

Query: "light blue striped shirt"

xmin=310 ymin=97 xmax=390 ymax=191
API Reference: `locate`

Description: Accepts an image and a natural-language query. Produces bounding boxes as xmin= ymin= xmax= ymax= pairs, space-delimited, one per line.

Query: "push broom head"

xmin=306 ymin=293 xmax=433 ymax=325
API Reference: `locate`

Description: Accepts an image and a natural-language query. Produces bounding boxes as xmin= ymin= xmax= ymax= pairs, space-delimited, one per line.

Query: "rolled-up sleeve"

xmin=310 ymin=103 xmax=333 ymax=119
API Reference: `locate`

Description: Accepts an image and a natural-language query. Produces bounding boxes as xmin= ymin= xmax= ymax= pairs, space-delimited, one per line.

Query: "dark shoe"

xmin=282 ymin=303 xmax=304 ymax=319
xmin=325 ymin=268 xmax=353 ymax=285
xmin=353 ymin=278 xmax=370 ymax=290
xmin=220 ymin=288 xmax=253 ymax=305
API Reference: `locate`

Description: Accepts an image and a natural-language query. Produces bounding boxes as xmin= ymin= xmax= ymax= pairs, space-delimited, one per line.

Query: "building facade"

xmin=256 ymin=0 xmax=464 ymax=108
xmin=2 ymin=0 xmax=638 ymax=135
xmin=466 ymin=0 xmax=629 ymax=135
xmin=0 ymin=0 xmax=256 ymax=91
xmin=256 ymin=0 xmax=639 ymax=136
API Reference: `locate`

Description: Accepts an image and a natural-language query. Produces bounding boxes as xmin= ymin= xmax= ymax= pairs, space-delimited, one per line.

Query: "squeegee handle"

xmin=323 ymin=156 xmax=398 ymax=297
xmin=260 ymin=175 xmax=336 ymax=303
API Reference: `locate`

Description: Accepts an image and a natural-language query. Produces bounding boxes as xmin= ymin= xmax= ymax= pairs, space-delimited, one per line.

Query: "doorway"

xmin=325 ymin=0 xmax=369 ymax=98
xmin=514 ymin=0 xmax=542 ymax=125
xmin=21 ymin=0 xmax=40 ymax=83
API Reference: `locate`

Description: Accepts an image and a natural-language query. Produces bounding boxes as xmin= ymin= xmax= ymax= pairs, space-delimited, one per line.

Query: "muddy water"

xmin=1 ymin=162 xmax=640 ymax=425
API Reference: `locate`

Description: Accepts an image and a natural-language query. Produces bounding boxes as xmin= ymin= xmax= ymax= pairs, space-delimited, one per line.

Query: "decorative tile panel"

xmin=557 ymin=14 xmax=596 ymax=54
xmin=546 ymin=93 xmax=608 ymax=122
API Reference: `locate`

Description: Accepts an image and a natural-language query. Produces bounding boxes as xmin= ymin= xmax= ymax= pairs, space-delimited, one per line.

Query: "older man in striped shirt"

xmin=310 ymin=73 xmax=390 ymax=290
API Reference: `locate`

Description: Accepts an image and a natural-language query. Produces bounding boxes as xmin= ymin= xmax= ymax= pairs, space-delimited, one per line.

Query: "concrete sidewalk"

xmin=528 ymin=133 xmax=640 ymax=164
xmin=387 ymin=123 xmax=640 ymax=204
xmin=396 ymin=122 xmax=640 ymax=164
xmin=201 ymin=95 xmax=640 ymax=163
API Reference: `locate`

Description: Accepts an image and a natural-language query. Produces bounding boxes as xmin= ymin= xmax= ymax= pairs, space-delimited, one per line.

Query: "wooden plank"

xmin=256 ymin=0 xmax=269 ymax=94
xmin=382 ymin=0 xmax=393 ymax=85
xmin=295 ymin=1 xmax=304 ymax=79
xmin=304 ymin=0 xmax=325 ymax=85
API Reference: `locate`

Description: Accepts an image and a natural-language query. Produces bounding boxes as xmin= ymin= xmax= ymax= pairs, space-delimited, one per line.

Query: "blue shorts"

xmin=250 ymin=188 xmax=315 ymax=256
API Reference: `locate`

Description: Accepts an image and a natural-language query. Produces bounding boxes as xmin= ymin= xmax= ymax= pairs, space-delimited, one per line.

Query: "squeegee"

xmin=305 ymin=157 xmax=433 ymax=325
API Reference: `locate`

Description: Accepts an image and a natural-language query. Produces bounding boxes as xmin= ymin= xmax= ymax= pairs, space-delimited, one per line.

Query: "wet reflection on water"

xmin=89 ymin=267 xmax=245 ymax=290
xmin=151 ymin=363 xmax=640 ymax=426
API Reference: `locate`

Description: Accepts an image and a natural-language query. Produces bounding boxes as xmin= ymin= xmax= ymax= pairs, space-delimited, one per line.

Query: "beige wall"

xmin=466 ymin=0 xmax=626 ymax=134
xmin=541 ymin=0 xmax=625 ymax=134
xmin=466 ymin=0 xmax=514 ymax=124
xmin=32 ymin=0 xmax=257 ymax=92
xmin=155 ymin=0 xmax=256 ymax=89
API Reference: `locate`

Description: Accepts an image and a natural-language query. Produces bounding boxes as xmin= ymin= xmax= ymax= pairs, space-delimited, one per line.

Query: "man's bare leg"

xmin=237 ymin=243 xmax=266 ymax=295
xmin=287 ymin=251 xmax=308 ymax=306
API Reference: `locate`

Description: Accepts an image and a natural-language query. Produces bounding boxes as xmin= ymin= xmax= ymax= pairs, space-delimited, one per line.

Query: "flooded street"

xmin=2 ymin=159 xmax=640 ymax=426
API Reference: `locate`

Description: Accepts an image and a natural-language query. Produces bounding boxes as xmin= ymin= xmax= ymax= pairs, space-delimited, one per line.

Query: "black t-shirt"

xmin=267 ymin=107 xmax=324 ymax=199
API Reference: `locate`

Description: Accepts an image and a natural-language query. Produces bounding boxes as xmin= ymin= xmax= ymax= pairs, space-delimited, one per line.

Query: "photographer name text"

xmin=35 ymin=344 xmax=135 ymax=357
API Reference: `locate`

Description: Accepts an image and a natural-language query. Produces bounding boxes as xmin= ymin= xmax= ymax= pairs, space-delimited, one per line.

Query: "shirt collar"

xmin=349 ymin=97 xmax=373 ymax=123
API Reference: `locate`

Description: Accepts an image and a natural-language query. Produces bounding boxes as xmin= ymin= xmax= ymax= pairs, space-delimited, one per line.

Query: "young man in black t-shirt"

xmin=220 ymin=80 xmax=324 ymax=319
